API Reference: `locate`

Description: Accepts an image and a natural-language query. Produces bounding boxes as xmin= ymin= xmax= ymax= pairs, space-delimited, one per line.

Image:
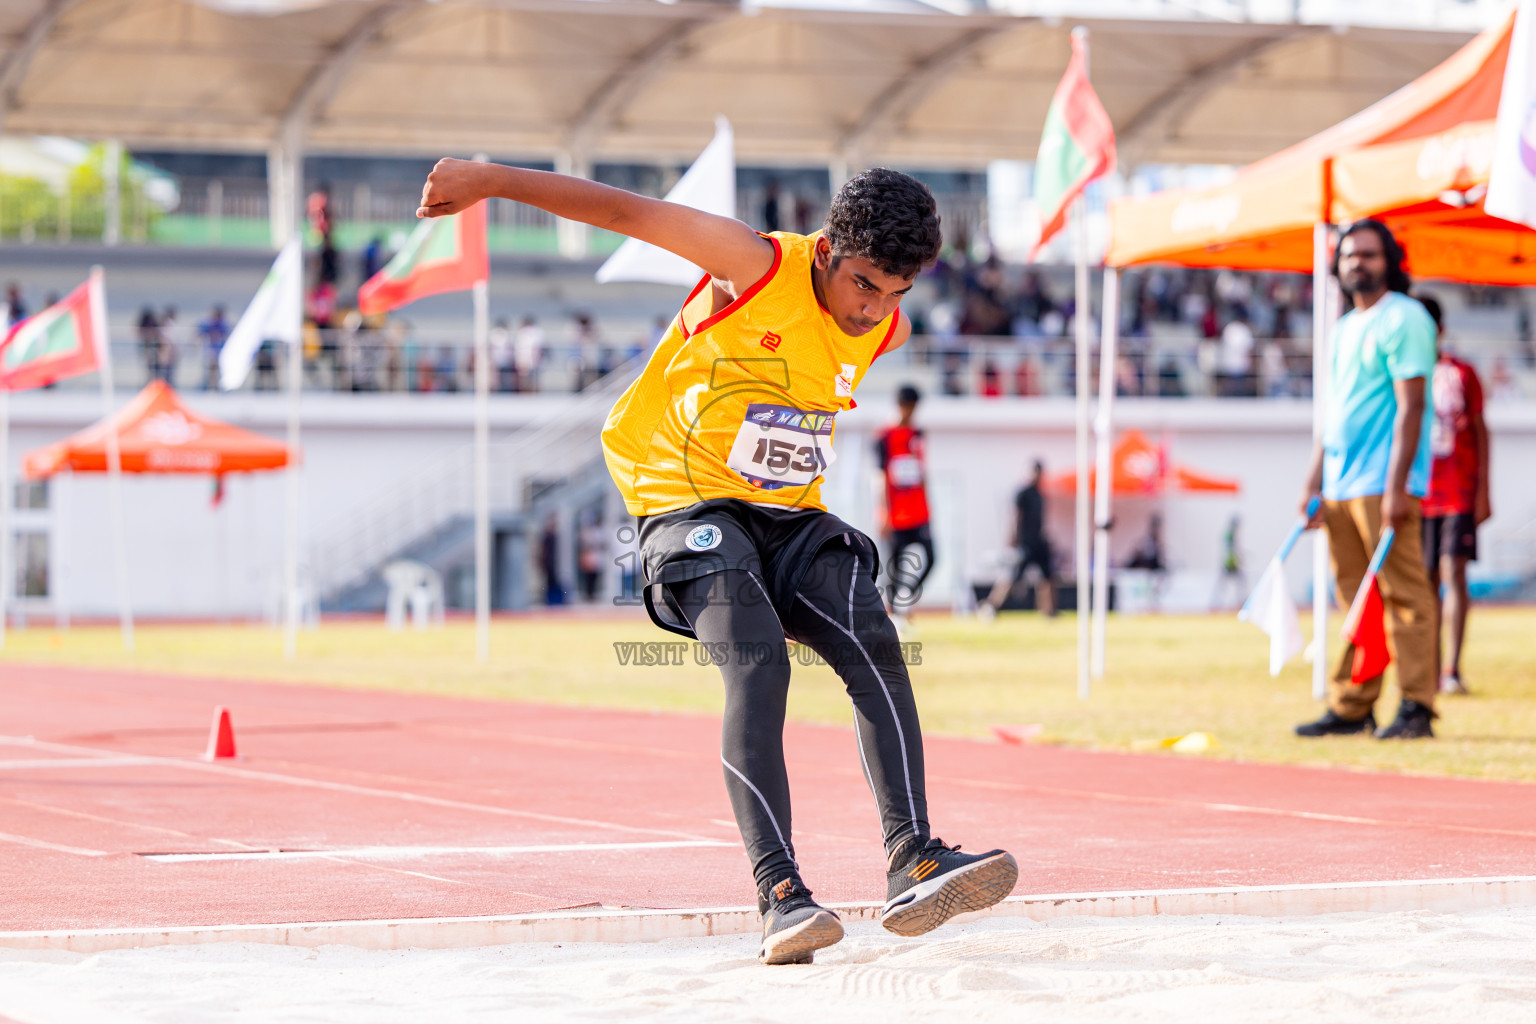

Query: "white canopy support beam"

xmin=1115 ymin=28 xmax=1316 ymax=166
xmin=835 ymin=25 xmax=1001 ymax=178
xmin=0 ymin=0 xmax=89 ymax=136
xmin=557 ymin=16 xmax=719 ymax=258
xmin=564 ymin=16 xmax=723 ymax=155
xmin=269 ymin=0 xmax=421 ymax=247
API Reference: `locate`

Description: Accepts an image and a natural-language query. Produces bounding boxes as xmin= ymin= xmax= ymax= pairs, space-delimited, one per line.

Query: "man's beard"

xmin=1346 ymin=270 xmax=1384 ymax=294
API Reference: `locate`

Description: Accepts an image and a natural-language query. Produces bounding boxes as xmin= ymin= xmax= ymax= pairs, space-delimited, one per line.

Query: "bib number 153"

xmin=725 ymin=404 xmax=837 ymax=490
xmin=752 ymin=436 xmax=826 ymax=475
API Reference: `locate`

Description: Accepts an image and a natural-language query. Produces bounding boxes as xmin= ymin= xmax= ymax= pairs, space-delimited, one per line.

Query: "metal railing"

xmin=38 ymin=332 xmax=1536 ymax=401
xmin=897 ymin=335 xmax=1536 ymax=401
xmin=305 ymin=356 xmax=641 ymax=603
xmin=0 ymin=172 xmax=987 ymax=255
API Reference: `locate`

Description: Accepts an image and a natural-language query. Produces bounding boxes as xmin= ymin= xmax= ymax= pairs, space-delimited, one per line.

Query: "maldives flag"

xmin=0 ymin=268 xmax=106 ymax=391
xmin=1341 ymin=529 xmax=1396 ymax=685
xmin=357 ymin=201 xmax=488 ymax=315
xmin=1030 ymin=29 xmax=1116 ymax=259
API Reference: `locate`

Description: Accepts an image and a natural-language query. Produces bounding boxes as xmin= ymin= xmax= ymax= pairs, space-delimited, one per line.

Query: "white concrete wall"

xmin=6 ymin=391 xmax=1535 ymax=618
xmin=832 ymin=398 xmax=1536 ymax=610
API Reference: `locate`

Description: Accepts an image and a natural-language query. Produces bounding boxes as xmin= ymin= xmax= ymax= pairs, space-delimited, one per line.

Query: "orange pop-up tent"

xmin=1106 ymin=10 xmax=1529 ymax=282
xmin=24 ymin=380 xmax=291 ymax=480
xmin=1045 ymin=430 xmax=1239 ymax=497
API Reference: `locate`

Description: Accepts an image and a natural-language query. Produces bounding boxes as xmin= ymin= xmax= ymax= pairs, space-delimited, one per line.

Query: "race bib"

xmin=888 ymin=453 xmax=924 ymax=488
xmin=726 ymin=403 xmax=837 ymax=490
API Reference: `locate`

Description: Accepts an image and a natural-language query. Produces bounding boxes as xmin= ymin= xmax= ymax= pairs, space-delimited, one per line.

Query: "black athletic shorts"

xmin=637 ymin=498 xmax=881 ymax=639
xmin=1011 ymin=539 xmax=1052 ymax=582
xmin=890 ymin=523 xmax=933 ymax=555
xmin=1423 ymin=512 xmax=1478 ymax=566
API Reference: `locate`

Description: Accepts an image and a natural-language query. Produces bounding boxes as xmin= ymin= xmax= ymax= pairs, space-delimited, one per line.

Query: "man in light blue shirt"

xmin=1296 ymin=220 xmax=1438 ymax=741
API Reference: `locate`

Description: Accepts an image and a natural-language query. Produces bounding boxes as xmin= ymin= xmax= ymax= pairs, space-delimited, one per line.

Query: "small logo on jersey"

xmin=684 ymin=524 xmax=723 ymax=552
xmin=751 ymin=408 xmax=776 ymax=425
xmin=759 ymin=331 xmax=782 ymax=352
xmin=834 ymin=363 xmax=858 ymax=398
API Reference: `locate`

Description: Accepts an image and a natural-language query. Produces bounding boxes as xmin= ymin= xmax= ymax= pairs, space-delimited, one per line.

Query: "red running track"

xmin=2 ymin=664 xmax=1536 ymax=932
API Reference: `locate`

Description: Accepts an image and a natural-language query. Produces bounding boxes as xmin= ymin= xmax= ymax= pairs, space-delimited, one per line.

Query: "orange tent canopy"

xmin=1043 ymin=430 xmax=1239 ymax=497
xmin=24 ymin=380 xmax=292 ymax=480
xmin=1106 ymin=12 xmax=1536 ymax=283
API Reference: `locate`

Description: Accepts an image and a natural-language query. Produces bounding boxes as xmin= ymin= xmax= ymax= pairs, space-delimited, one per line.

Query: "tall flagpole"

xmin=473 ymin=278 xmax=491 ymax=664
xmin=283 ymin=297 xmax=302 ymax=660
xmin=92 ymin=267 xmax=133 ymax=651
xmin=1310 ymin=223 xmax=1331 ymax=701
xmin=471 ymin=155 xmax=492 ymax=665
xmin=1073 ymin=199 xmax=1092 ymax=701
xmin=1090 ymin=266 xmax=1119 ymax=680
xmin=0 ymin=388 xmax=9 ymax=651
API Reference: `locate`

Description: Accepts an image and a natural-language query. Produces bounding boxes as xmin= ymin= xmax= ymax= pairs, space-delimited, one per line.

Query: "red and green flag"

xmin=357 ymin=202 xmax=488 ymax=315
xmin=1031 ymin=30 xmax=1116 ymax=259
xmin=0 ymin=268 xmax=106 ymax=391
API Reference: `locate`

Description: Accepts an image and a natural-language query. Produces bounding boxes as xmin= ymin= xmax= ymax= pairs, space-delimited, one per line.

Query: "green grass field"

xmin=4 ymin=608 xmax=1533 ymax=782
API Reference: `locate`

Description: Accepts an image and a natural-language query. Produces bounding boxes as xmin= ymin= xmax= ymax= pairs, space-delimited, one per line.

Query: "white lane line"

xmin=0 ymin=735 xmax=718 ymax=842
xmin=143 ymin=840 xmax=734 ymax=863
xmin=0 ymin=758 xmax=161 ymax=770
xmin=934 ymin=772 xmax=1536 ymax=842
xmin=0 ymin=832 xmax=109 ymax=857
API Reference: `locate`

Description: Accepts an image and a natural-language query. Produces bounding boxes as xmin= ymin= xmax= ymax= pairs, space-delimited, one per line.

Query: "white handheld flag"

xmin=1486 ymin=0 xmax=1536 ymax=227
xmin=1238 ymin=557 xmax=1304 ymax=677
xmin=221 ymin=238 xmax=303 ymax=391
xmin=596 ymin=117 xmax=735 ymax=287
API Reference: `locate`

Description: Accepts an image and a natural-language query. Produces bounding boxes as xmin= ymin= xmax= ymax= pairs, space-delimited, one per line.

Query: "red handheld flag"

xmin=1344 ymin=578 xmax=1392 ymax=684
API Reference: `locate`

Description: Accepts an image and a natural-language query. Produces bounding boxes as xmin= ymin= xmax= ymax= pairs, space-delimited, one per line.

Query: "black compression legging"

xmin=888 ymin=532 xmax=935 ymax=610
xmin=666 ymin=545 xmax=929 ymax=893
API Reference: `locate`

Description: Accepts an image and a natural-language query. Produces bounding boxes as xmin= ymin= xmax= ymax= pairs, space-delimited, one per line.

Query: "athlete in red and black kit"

xmin=874 ymin=385 xmax=933 ymax=616
xmin=1417 ymin=296 xmax=1491 ymax=696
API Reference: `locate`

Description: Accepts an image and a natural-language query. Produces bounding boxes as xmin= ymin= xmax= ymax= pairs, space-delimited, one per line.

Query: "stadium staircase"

xmin=311 ymin=364 xmax=637 ymax=613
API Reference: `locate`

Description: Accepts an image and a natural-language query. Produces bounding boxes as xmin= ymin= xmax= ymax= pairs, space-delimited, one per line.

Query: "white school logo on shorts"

xmin=685 ymin=524 xmax=723 ymax=551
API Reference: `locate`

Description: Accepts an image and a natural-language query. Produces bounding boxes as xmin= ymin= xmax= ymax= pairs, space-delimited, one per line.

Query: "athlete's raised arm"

xmin=417 ymin=158 xmax=774 ymax=299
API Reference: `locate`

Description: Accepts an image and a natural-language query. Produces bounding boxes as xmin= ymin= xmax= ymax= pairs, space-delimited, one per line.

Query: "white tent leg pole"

xmin=1091 ymin=266 xmax=1119 ymax=680
xmin=98 ymin=331 xmax=133 ymax=652
xmin=283 ymin=337 xmax=301 ymax=659
xmin=1 ymin=388 xmax=9 ymax=650
xmin=1311 ymin=222 xmax=1330 ymax=702
xmin=473 ymin=278 xmax=491 ymax=664
xmin=1074 ymin=201 xmax=1091 ymax=700
xmin=59 ymin=471 xmax=70 ymax=631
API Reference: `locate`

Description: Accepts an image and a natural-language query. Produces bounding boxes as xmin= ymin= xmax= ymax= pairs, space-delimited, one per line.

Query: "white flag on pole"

xmin=221 ymin=238 xmax=303 ymax=391
xmin=1486 ymin=0 xmax=1536 ymax=227
xmin=1238 ymin=556 xmax=1304 ymax=677
xmin=596 ymin=117 xmax=735 ymax=287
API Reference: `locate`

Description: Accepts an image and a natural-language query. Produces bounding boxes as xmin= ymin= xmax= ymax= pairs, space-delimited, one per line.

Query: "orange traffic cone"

xmin=204 ymin=706 xmax=237 ymax=760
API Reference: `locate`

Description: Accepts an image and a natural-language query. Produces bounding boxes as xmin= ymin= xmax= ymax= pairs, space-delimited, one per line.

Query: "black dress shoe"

xmin=1294 ymin=709 xmax=1377 ymax=737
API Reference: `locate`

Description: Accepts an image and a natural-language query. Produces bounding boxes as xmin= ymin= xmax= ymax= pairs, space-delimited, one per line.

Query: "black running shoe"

xmin=1294 ymin=709 xmax=1376 ymax=737
xmin=1375 ymin=700 xmax=1435 ymax=740
xmin=757 ymin=877 xmax=844 ymax=965
xmin=880 ymin=836 xmax=1018 ymax=937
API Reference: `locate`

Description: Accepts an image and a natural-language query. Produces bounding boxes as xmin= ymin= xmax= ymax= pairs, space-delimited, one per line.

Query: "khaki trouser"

xmin=1323 ymin=495 xmax=1438 ymax=717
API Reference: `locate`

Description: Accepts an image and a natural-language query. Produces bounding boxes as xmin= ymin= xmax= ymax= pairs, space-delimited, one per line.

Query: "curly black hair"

xmin=1331 ymin=219 xmax=1411 ymax=296
xmin=822 ymin=168 xmax=942 ymax=279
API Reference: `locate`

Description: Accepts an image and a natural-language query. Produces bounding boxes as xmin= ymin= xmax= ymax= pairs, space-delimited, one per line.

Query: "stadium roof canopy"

xmin=0 ymin=0 xmax=1506 ymax=172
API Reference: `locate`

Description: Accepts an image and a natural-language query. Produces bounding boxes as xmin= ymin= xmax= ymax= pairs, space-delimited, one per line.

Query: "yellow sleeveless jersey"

xmin=602 ymin=232 xmax=901 ymax=516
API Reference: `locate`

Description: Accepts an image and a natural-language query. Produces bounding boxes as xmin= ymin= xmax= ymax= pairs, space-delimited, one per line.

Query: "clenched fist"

xmin=417 ymin=158 xmax=490 ymax=218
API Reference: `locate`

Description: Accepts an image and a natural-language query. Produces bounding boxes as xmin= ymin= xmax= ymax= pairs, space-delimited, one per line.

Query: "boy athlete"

xmin=874 ymin=385 xmax=935 ymax=625
xmin=417 ymin=161 xmax=1018 ymax=964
